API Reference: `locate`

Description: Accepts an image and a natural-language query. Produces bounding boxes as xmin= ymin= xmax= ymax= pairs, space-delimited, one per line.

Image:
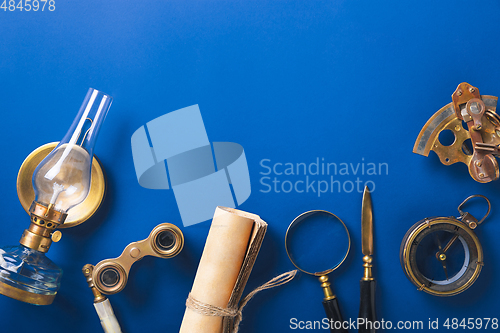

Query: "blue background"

xmin=1 ymin=1 xmax=500 ymax=332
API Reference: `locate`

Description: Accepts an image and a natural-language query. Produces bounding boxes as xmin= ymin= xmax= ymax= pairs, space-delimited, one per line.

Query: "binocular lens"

xmin=155 ymin=230 xmax=176 ymax=251
xmin=100 ymin=267 xmax=120 ymax=288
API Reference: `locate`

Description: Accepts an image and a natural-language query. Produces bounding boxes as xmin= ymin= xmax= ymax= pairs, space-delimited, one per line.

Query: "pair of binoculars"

xmin=84 ymin=223 xmax=184 ymax=296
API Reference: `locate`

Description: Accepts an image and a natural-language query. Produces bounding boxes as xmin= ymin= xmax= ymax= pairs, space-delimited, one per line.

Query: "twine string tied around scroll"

xmin=186 ymin=270 xmax=297 ymax=333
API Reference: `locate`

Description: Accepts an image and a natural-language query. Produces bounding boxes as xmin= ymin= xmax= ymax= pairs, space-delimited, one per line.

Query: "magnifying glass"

xmin=285 ymin=210 xmax=351 ymax=333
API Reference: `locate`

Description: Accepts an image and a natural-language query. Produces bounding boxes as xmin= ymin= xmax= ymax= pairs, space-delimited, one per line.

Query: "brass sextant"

xmin=414 ymin=82 xmax=500 ymax=183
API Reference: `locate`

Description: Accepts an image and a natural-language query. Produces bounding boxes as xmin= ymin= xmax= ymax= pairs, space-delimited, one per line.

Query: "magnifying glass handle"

xmin=320 ymin=275 xmax=348 ymax=333
xmin=358 ymin=280 xmax=376 ymax=333
xmin=323 ymin=298 xmax=349 ymax=333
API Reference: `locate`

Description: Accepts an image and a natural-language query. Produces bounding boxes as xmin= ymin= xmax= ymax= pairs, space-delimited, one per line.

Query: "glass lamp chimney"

xmin=33 ymin=89 xmax=111 ymax=214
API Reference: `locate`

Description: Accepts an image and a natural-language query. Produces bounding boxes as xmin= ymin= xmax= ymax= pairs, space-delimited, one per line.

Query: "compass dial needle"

xmin=438 ymin=253 xmax=449 ymax=280
xmin=434 ymin=233 xmax=443 ymax=251
xmin=434 ymin=234 xmax=449 ymax=280
xmin=443 ymin=234 xmax=459 ymax=254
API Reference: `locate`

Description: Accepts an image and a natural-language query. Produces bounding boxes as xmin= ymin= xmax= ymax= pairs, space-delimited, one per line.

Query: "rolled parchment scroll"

xmin=179 ymin=206 xmax=267 ymax=333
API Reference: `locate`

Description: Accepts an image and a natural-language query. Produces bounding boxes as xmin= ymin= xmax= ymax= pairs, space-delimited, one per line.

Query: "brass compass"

xmin=400 ymin=195 xmax=490 ymax=296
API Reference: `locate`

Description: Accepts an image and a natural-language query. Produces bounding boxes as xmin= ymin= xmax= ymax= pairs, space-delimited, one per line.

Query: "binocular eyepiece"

xmin=84 ymin=223 xmax=184 ymax=297
xmin=153 ymin=224 xmax=179 ymax=254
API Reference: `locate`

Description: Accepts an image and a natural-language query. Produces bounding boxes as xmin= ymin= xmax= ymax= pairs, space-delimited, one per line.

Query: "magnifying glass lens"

xmin=287 ymin=211 xmax=349 ymax=274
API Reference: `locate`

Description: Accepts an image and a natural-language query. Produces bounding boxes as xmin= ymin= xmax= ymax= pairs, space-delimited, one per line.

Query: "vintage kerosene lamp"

xmin=0 ymin=88 xmax=112 ymax=305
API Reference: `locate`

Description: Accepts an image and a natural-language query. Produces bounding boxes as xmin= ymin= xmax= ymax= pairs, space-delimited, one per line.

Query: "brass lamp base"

xmin=0 ymin=280 xmax=55 ymax=305
xmin=16 ymin=142 xmax=106 ymax=228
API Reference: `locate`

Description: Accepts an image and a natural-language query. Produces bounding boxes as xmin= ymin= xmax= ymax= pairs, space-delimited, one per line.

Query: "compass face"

xmin=401 ymin=218 xmax=483 ymax=296
xmin=416 ymin=229 xmax=469 ymax=285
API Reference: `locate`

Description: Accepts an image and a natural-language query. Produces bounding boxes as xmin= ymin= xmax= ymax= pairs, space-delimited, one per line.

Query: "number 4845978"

xmin=443 ymin=318 xmax=499 ymax=330
xmin=1 ymin=0 xmax=55 ymax=11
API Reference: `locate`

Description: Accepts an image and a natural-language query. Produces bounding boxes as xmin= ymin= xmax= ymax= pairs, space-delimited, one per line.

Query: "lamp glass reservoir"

xmin=0 ymin=88 xmax=112 ymax=305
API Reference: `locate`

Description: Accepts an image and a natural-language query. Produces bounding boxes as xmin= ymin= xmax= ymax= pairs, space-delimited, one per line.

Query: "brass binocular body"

xmin=83 ymin=223 xmax=184 ymax=300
